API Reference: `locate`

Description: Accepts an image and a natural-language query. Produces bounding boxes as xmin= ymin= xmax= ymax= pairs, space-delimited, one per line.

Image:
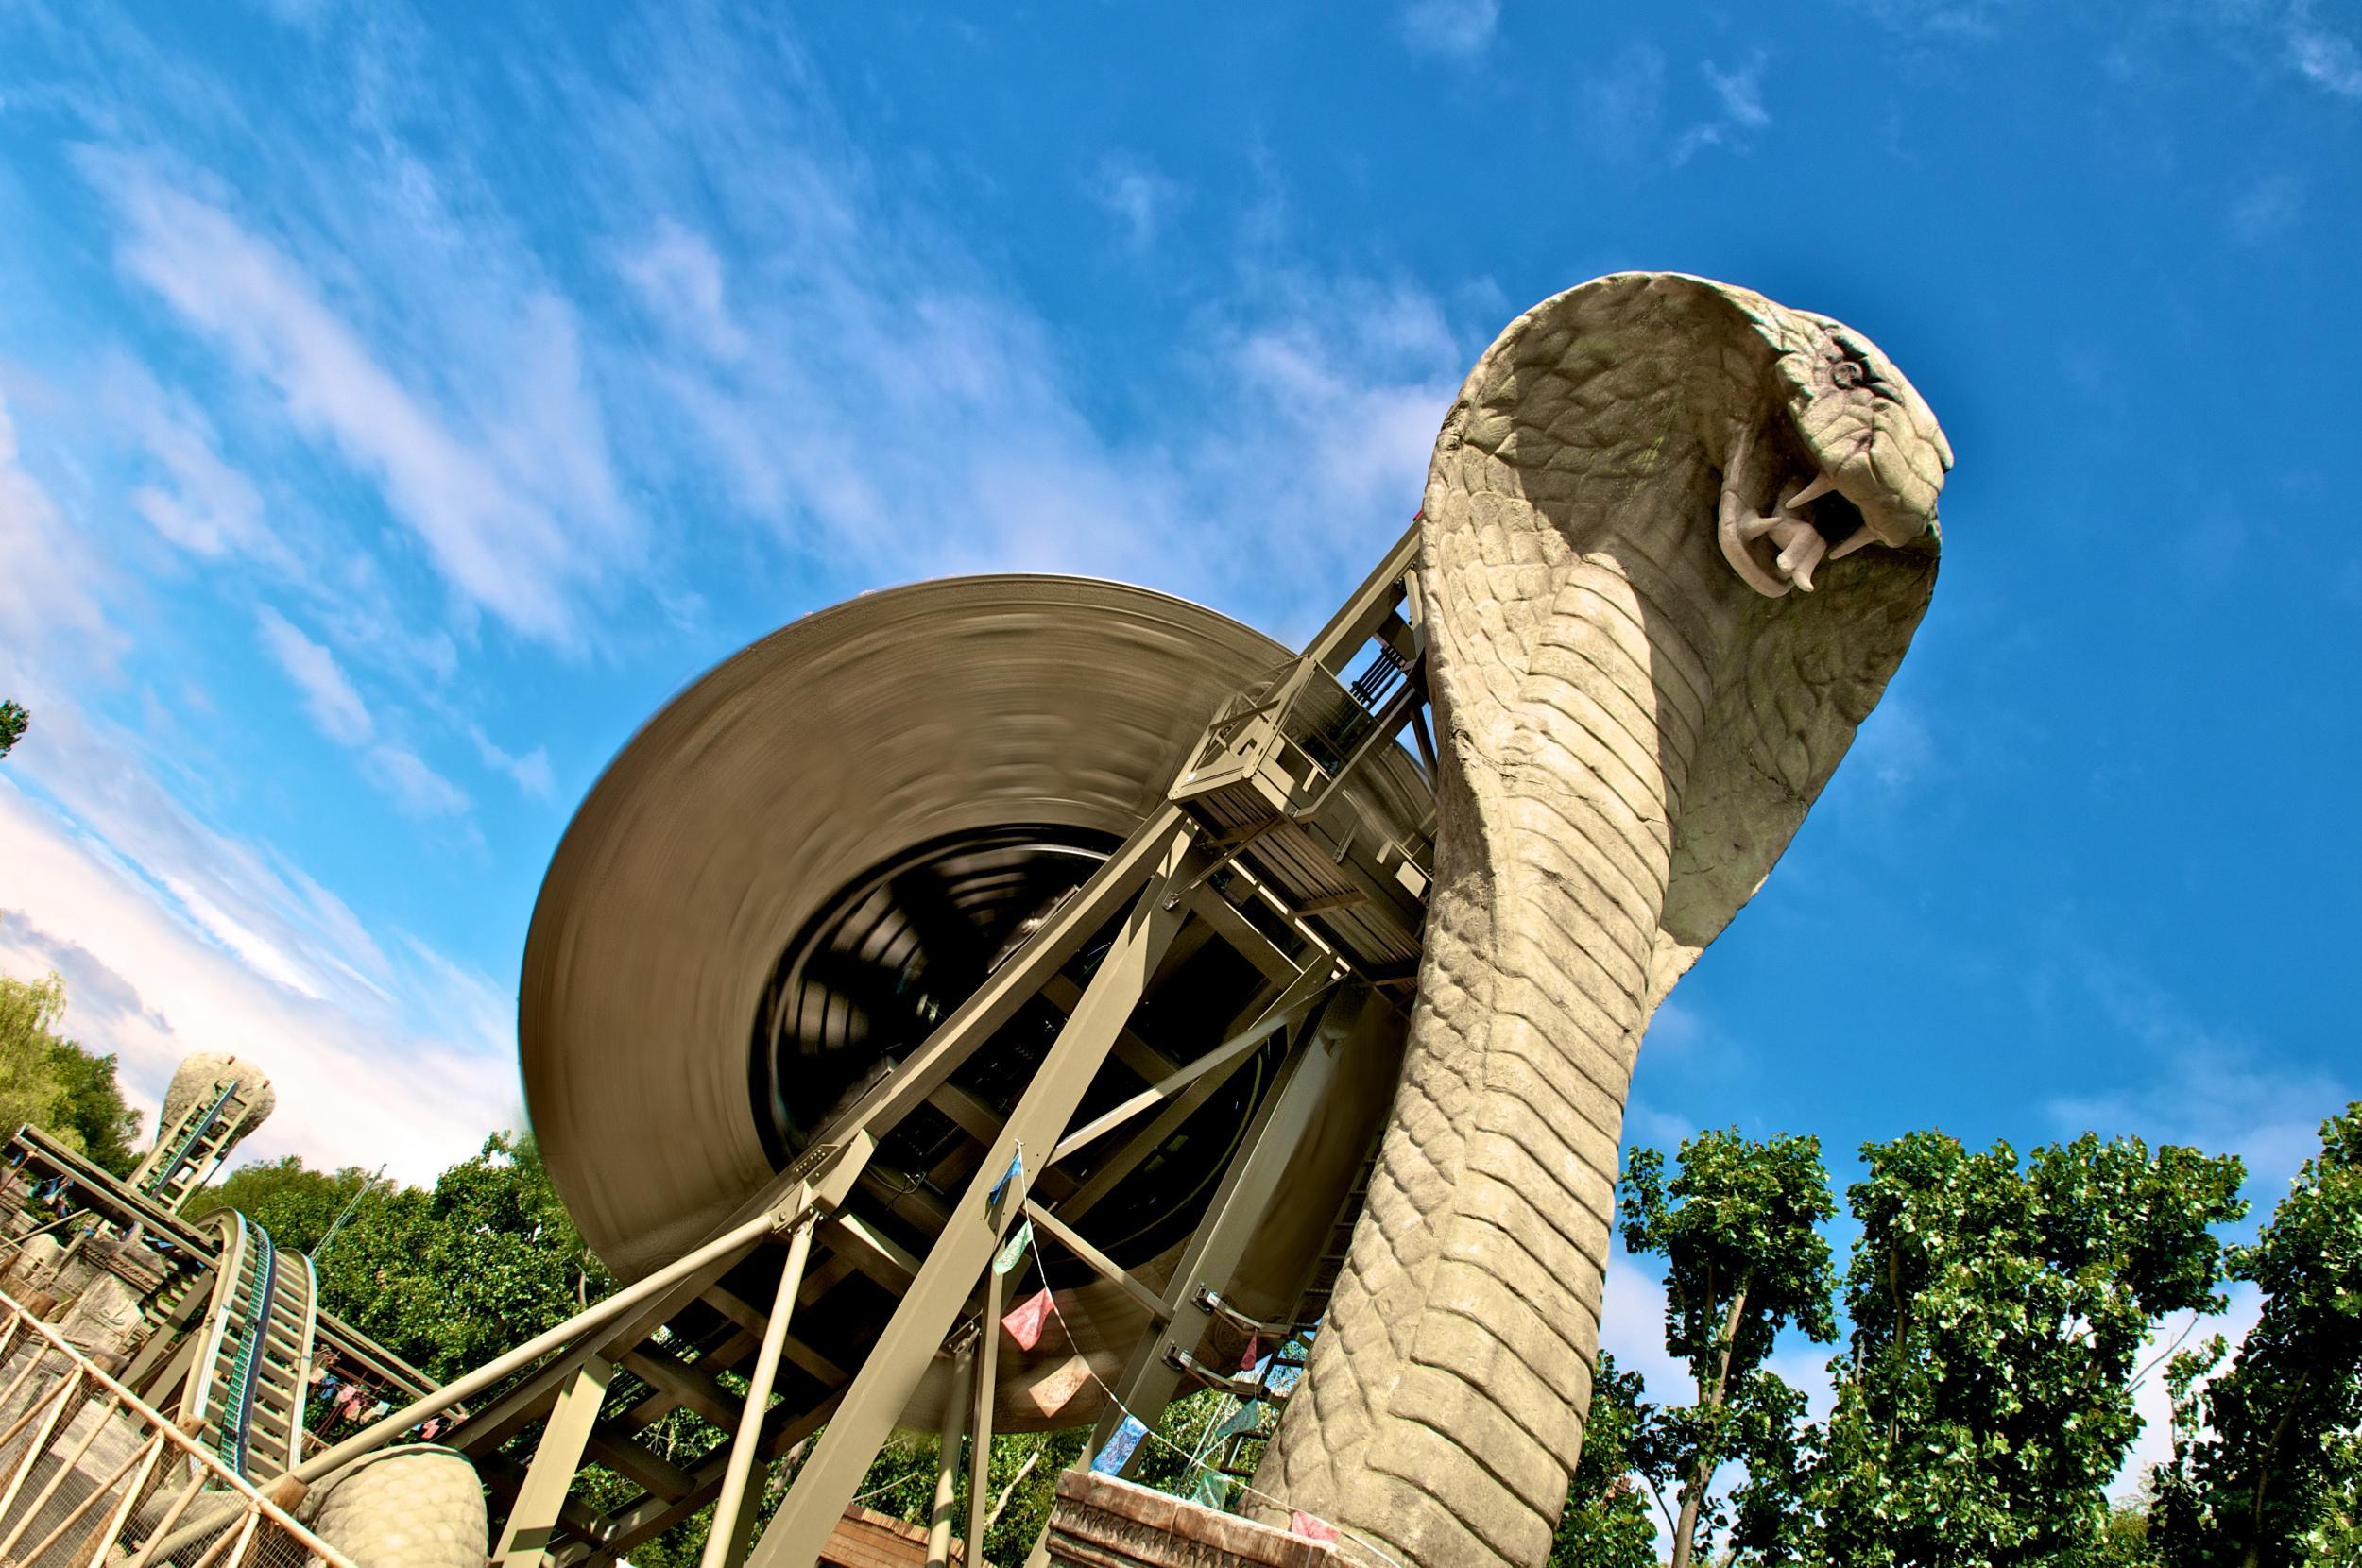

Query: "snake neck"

xmin=1256 ymin=461 xmax=1754 ymax=1567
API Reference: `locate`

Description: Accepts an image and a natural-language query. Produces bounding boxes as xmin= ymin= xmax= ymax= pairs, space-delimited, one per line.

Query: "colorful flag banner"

xmin=1024 ymin=1355 xmax=1095 ymax=1419
xmin=1241 ymin=1334 xmax=1262 ymax=1372
xmin=1001 ymin=1287 xmax=1053 ymax=1350
xmin=987 ymin=1144 xmax=1024 ymax=1208
xmin=993 ymin=1219 xmax=1035 ymax=1275
xmin=1091 ymin=1415 xmax=1149 ymax=1475
xmin=1212 ymin=1400 xmax=1264 ymax=1441
xmin=1186 ymin=1470 xmax=1237 ymax=1509
xmin=1291 ymin=1511 xmax=1340 ymax=1544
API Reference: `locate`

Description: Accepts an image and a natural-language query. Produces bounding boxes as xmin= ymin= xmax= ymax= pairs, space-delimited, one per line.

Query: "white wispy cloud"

xmin=81 ymin=149 xmax=630 ymax=647
xmin=1674 ymin=53 xmax=1773 ymax=165
xmin=1846 ymin=0 xmax=2013 ymax=39
xmin=2044 ymin=956 xmax=2350 ymax=1196
xmin=257 ymin=605 xmax=372 ymax=745
xmin=468 ymin=725 xmax=556 ymax=800
xmin=620 ymin=219 xmax=748 ymax=364
xmin=0 ymin=782 xmax=514 ymax=1182
xmin=2288 ymin=10 xmax=2362 ymax=96
xmin=0 ymin=423 xmax=508 ymax=1177
xmin=1580 ymin=43 xmax=1669 ymax=163
xmin=1703 ymin=54 xmax=1772 ymax=128
xmin=2227 ymin=173 xmax=2303 ymax=245
xmin=362 ymin=742 xmax=472 ymax=819
xmin=0 ymin=395 xmax=118 ymax=674
xmin=257 ymin=605 xmax=471 ymax=818
xmin=1848 ymin=694 xmax=1933 ymax=790
xmin=574 ymin=13 xmax=1460 ymax=617
xmin=1088 ymin=154 xmax=1182 ymax=252
xmin=1397 ymin=0 xmax=1500 ymax=60
xmin=106 ymin=358 xmax=275 ymax=561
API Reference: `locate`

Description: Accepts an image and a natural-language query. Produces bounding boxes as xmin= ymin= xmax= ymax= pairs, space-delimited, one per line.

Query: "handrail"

xmin=0 ymin=1286 xmax=359 ymax=1568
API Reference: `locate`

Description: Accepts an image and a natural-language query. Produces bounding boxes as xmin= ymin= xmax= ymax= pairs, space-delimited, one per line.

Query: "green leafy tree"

xmin=2151 ymin=1102 xmax=2362 ymax=1568
xmin=326 ymin=1133 xmax=609 ymax=1381
xmin=185 ymin=1156 xmax=380 ymax=1251
xmin=1548 ymin=1352 xmax=1663 ymax=1568
xmin=2099 ymin=1496 xmax=2161 ymax=1566
xmin=1621 ymin=1130 xmax=1838 ymax=1568
xmin=1813 ymin=1132 xmax=2246 ymax=1567
xmin=45 ymin=1039 xmax=143 ymax=1175
xmin=196 ymin=1133 xmax=608 ymax=1383
xmin=0 ymin=971 xmax=70 ymax=1138
xmin=0 ymin=699 xmax=26 ymax=760
xmin=0 ymin=969 xmax=143 ymax=1167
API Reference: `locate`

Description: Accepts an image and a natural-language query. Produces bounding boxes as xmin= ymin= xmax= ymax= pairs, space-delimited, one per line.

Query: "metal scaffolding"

xmin=294 ymin=523 xmax=1438 ymax=1568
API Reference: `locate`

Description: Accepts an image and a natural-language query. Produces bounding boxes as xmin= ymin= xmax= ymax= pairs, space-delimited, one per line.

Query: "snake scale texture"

xmin=1251 ymin=272 xmax=1951 ymax=1568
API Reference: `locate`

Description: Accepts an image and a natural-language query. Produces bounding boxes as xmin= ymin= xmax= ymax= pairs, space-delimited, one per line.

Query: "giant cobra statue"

xmin=1251 ymin=273 xmax=1949 ymax=1562
xmin=512 ymin=271 xmax=1946 ymax=1568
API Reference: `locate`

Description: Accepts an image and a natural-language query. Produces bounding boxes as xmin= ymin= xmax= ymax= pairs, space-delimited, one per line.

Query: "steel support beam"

xmin=492 ymin=1356 xmax=614 ymax=1568
xmin=1304 ymin=522 xmax=1418 ymax=673
xmin=1053 ymin=963 xmax=1339 ymax=1225
xmin=924 ymin=1338 xmax=970 ymax=1568
xmin=1087 ymin=985 xmax=1398 ymax=1473
xmin=750 ymin=819 xmax=1201 ymax=1568
xmin=701 ymin=1216 xmax=815 ymax=1568
xmin=964 ymin=1264 xmax=1003 ymax=1559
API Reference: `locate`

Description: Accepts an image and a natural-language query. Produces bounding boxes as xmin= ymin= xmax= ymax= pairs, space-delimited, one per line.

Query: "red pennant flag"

xmin=1001 ymin=1287 xmax=1053 ymax=1351
xmin=1291 ymin=1511 xmax=1339 ymax=1544
xmin=1241 ymin=1334 xmax=1262 ymax=1372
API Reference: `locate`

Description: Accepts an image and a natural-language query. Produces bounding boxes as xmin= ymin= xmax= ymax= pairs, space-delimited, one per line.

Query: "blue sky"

xmin=1 ymin=0 xmax=2357 ymax=1494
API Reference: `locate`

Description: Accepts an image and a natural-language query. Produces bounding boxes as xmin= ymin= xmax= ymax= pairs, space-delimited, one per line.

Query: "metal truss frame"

xmin=282 ymin=522 xmax=1436 ymax=1568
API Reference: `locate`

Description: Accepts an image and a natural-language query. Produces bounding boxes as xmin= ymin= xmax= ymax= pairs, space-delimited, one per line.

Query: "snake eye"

xmin=1831 ymin=358 xmax=1866 ymax=389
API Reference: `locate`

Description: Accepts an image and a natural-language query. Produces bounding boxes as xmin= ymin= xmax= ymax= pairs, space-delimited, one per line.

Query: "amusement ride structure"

xmin=0 ymin=272 xmax=1950 ymax=1568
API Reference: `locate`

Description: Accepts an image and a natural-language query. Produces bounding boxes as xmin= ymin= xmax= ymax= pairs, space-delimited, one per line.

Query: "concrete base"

xmin=1043 ymin=1471 xmax=1336 ymax=1568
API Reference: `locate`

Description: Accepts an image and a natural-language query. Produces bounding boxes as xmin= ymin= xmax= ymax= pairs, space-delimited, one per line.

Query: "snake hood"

xmin=1256 ymin=272 xmax=1952 ymax=1566
xmin=1433 ymin=270 xmax=1951 ymax=1002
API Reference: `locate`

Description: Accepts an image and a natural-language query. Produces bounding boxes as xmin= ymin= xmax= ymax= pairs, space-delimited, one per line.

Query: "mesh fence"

xmin=0 ymin=1294 xmax=354 ymax=1568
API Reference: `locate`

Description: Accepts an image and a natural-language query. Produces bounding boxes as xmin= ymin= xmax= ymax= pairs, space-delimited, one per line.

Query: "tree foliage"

xmin=173 ymin=1086 xmax=2358 ymax=1565
xmin=195 ymin=1133 xmax=608 ymax=1383
xmin=0 ymin=699 xmax=27 ymax=761
xmin=1620 ymin=1131 xmax=1837 ymax=1568
xmin=0 ymin=968 xmax=143 ymax=1173
xmin=1812 ymin=1131 xmax=2246 ymax=1567
xmin=1548 ymin=1353 xmax=1662 ymax=1568
xmin=2152 ymin=1103 xmax=2362 ymax=1568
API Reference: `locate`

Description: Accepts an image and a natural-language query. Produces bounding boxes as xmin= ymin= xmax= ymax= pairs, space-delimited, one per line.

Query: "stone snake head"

xmin=1257 ymin=272 xmax=1953 ymax=1568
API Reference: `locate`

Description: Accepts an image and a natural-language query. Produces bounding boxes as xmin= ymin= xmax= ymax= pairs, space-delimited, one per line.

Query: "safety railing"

xmin=0 ymin=1287 xmax=356 ymax=1568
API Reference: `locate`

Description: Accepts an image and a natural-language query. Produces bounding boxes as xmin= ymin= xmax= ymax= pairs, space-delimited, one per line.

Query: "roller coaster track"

xmin=137 ymin=1080 xmax=241 ymax=1208
xmin=183 ymin=1210 xmax=318 ymax=1479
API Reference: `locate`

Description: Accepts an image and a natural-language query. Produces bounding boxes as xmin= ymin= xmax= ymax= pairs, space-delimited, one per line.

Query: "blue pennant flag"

xmin=987 ymin=1144 xmax=1024 ymax=1209
xmin=1090 ymin=1415 xmax=1149 ymax=1475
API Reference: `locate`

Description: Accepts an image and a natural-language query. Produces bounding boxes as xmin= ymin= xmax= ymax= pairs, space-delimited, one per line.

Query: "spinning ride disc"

xmin=521 ymin=576 xmax=1312 ymax=1287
